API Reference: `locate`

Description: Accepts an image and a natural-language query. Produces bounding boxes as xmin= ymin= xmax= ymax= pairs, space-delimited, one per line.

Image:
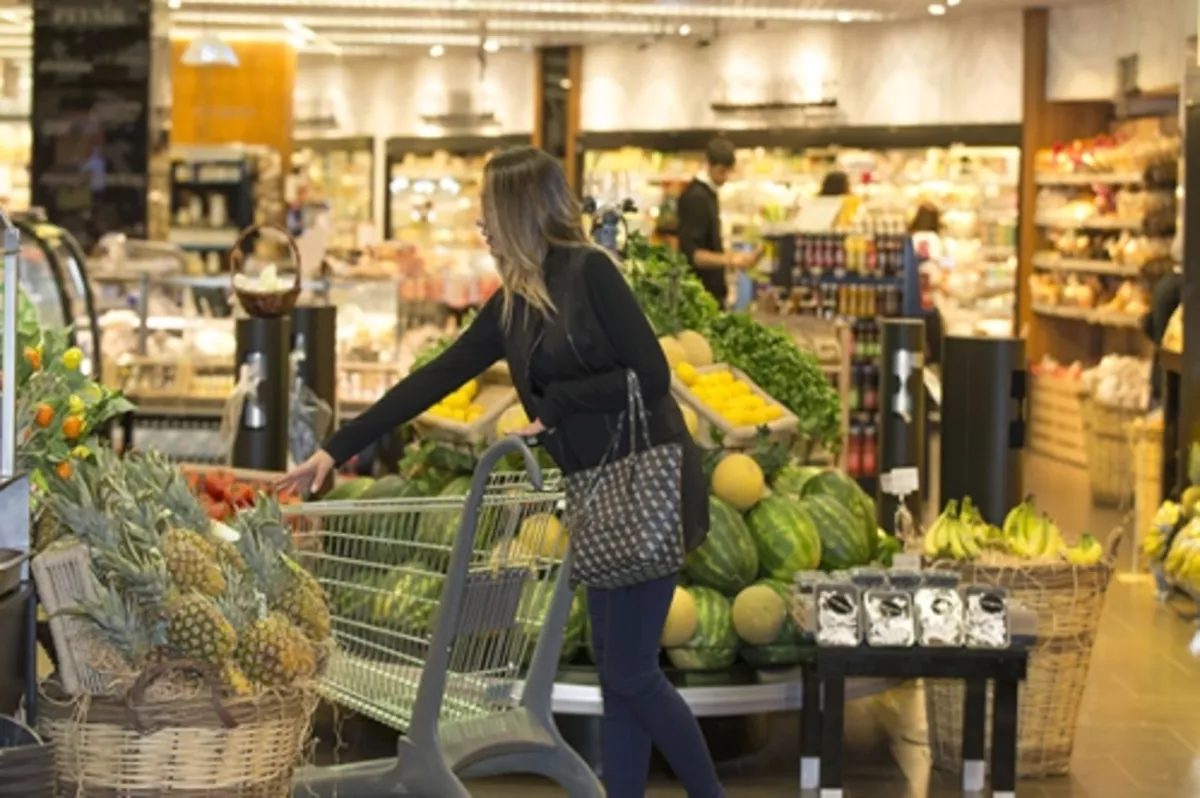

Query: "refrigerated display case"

xmin=13 ymin=214 xmax=102 ymax=376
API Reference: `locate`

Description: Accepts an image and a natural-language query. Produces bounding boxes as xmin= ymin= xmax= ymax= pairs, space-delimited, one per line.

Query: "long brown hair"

xmin=481 ymin=146 xmax=591 ymax=323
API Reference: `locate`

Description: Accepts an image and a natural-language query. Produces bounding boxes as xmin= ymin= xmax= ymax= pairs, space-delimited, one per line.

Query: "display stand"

xmin=0 ymin=209 xmax=36 ymax=724
xmin=878 ymin=319 xmax=926 ymax=533
xmin=232 ymin=316 xmax=291 ymax=471
xmin=940 ymin=336 xmax=1027 ymax=528
xmin=291 ymin=305 xmax=338 ymax=414
xmin=810 ymin=646 xmax=1029 ymax=798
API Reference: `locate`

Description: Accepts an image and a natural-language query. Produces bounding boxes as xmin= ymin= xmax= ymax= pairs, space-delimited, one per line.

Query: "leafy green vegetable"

xmin=624 ymin=234 xmax=721 ymax=336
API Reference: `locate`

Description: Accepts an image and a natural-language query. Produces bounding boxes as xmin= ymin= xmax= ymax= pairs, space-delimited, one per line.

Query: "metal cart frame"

xmin=288 ymin=438 xmax=602 ymax=798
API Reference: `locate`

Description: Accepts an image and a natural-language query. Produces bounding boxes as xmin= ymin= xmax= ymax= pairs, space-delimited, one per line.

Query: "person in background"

xmin=676 ymin=137 xmax=760 ymax=309
xmin=1142 ymin=230 xmax=1184 ymax=403
xmin=820 ymin=170 xmax=850 ymax=196
xmin=909 ymin=202 xmax=944 ymax=366
xmin=277 ymin=146 xmax=725 ymax=798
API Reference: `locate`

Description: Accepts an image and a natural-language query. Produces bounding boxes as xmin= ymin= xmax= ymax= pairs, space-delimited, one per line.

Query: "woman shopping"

xmin=277 ymin=146 xmax=724 ymax=798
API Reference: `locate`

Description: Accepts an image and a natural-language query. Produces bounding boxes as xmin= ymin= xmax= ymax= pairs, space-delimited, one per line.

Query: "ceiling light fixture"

xmin=167 ymin=0 xmax=182 ymax=9
xmin=946 ymin=0 xmax=961 ymax=5
xmin=180 ymin=33 xmax=239 ymax=67
xmin=835 ymin=11 xmax=854 ymax=23
xmin=928 ymin=3 xmax=946 ymax=14
xmin=482 ymin=37 xmax=500 ymax=52
xmin=678 ymin=23 xmax=691 ymax=36
xmin=429 ymin=43 xmax=444 ymax=56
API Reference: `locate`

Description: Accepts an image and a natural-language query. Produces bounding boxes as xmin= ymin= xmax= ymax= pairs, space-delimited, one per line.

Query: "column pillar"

xmin=31 ymin=0 xmax=153 ymax=249
xmin=533 ymin=46 xmax=582 ymax=192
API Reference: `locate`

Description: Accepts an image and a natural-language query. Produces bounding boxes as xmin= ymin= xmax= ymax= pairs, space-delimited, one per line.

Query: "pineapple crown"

xmin=60 ymin=572 xmax=167 ymax=665
xmin=214 ymin=565 xmax=266 ymax=630
xmin=47 ymin=496 xmax=121 ymax=553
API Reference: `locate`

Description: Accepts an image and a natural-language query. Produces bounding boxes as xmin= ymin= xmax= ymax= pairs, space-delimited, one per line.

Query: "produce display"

xmin=1143 ymin=478 xmax=1200 ymax=595
xmin=178 ymin=466 xmax=302 ymax=522
xmin=921 ymin=496 xmax=1103 ymax=566
xmin=1079 ymin=355 xmax=1151 ymax=411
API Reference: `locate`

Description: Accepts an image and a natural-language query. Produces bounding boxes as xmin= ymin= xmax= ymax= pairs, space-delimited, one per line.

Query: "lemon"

xmin=680 ymin=405 xmax=699 ymax=438
xmin=447 ymin=408 xmax=468 ymax=423
xmin=467 ymin=404 xmax=485 ymax=422
xmin=712 ymin=371 xmax=734 ymax=386
xmin=764 ymin=405 xmax=784 ymax=421
xmin=743 ymin=394 xmax=766 ymax=410
xmin=751 ymin=408 xmax=775 ymax=425
xmin=444 ymin=393 xmax=469 ymax=410
xmin=676 ymin=362 xmax=699 ymax=386
xmin=727 ymin=409 xmax=754 ymax=427
xmin=728 ymin=382 xmax=751 ymax=398
xmin=460 ymin=379 xmax=480 ymax=400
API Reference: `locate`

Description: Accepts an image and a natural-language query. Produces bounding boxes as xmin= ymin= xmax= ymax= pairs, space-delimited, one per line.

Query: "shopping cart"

xmin=286 ymin=437 xmax=602 ymax=798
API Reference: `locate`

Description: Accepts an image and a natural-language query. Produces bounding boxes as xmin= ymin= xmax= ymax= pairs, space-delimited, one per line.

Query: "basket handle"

xmin=1103 ymin=525 xmax=1124 ymax=564
xmin=228 ymin=223 xmax=303 ymax=293
xmin=126 ymin=659 xmax=239 ymax=732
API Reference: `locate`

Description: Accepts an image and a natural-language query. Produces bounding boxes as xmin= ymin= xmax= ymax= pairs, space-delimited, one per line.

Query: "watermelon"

xmin=562 ymin=589 xmax=588 ymax=663
xmin=800 ymin=469 xmax=878 ymax=560
xmin=684 ymin=496 xmax=758 ymax=595
xmin=738 ymin=578 xmax=807 ymax=668
xmin=368 ymin=564 xmax=446 ymax=633
xmin=800 ymin=493 xmax=873 ymax=572
xmin=771 ymin=465 xmax=822 ymax=499
xmin=417 ymin=477 xmax=475 ymax=567
xmin=665 ymin=586 xmax=739 ymax=671
xmin=745 ymin=494 xmax=822 ymax=581
xmin=360 ymin=474 xmax=409 ymax=500
xmin=519 ymin=582 xmax=588 ymax=664
xmin=324 ymin=476 xmax=375 ymax=501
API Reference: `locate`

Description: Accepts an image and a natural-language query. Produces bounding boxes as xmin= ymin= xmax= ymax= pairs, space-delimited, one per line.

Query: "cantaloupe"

xmin=660 ymin=586 xmax=699 ymax=647
xmin=680 ymin=404 xmax=699 ymax=438
xmin=677 ymin=330 xmax=714 ymax=367
xmin=517 ymin=513 xmax=568 ymax=558
xmin=488 ymin=539 xmax=538 ymax=572
xmin=658 ymin=336 xmax=688 ymax=370
xmin=494 ymin=403 xmax=530 ymax=438
xmin=712 ymin=453 xmax=766 ymax=511
xmin=731 ymin=583 xmax=787 ymax=645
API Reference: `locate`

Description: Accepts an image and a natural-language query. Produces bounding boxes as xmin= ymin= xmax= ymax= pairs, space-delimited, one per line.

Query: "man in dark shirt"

xmin=676 ymin=137 xmax=759 ymax=308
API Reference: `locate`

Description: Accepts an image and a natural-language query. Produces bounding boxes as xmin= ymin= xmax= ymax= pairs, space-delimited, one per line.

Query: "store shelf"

xmin=1034 ymin=171 xmax=1143 ymax=186
xmin=1030 ymin=252 xmax=1141 ymax=277
xmin=1032 ymin=304 xmax=1143 ymax=329
xmin=168 ymin=228 xmax=241 ymax=249
xmin=1034 ymin=216 xmax=1142 ymax=231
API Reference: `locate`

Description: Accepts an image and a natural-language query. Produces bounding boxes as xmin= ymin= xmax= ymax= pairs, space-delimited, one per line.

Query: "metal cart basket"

xmin=286 ymin=438 xmax=602 ymax=797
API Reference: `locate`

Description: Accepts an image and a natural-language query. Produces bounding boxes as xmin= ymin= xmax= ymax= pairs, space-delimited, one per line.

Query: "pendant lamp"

xmin=181 ymin=33 xmax=239 ymax=67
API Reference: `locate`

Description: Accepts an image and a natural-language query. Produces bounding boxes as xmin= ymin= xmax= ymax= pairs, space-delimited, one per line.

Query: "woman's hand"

xmin=511 ymin=419 xmax=546 ymax=438
xmin=275 ymin=449 xmax=336 ymax=497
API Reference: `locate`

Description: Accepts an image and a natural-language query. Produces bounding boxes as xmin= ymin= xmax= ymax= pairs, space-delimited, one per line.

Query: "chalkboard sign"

xmin=31 ymin=0 xmax=151 ymax=250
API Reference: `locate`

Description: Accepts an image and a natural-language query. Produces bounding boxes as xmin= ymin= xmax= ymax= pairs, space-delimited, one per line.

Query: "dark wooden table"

xmin=799 ymin=644 xmax=1029 ymax=797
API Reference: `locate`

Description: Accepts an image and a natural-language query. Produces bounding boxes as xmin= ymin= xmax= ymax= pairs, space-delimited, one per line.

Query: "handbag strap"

xmin=577 ymin=369 xmax=656 ymax=503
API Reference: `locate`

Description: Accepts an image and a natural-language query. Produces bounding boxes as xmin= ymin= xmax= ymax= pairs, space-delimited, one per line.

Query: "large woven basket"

xmin=924 ymin=533 xmax=1120 ymax=778
xmin=1080 ymin=397 xmax=1141 ymax=506
xmin=37 ymin=661 xmax=317 ymax=798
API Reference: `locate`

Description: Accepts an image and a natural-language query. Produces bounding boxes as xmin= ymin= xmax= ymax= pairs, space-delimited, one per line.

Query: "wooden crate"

xmin=413 ymin=362 xmax=517 ymax=446
xmin=1028 ymin=372 xmax=1087 ymax=468
xmin=671 ymin=363 xmax=799 ymax=449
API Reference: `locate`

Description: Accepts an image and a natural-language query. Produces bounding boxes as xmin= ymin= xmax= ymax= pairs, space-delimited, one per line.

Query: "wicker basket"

xmin=230 ymin=223 xmax=302 ymax=318
xmin=37 ymin=661 xmax=317 ymax=797
xmin=0 ymin=717 xmax=54 ymax=798
xmin=1080 ymin=397 xmax=1140 ymax=506
xmin=924 ymin=534 xmax=1120 ymax=778
xmin=1129 ymin=415 xmax=1165 ymax=570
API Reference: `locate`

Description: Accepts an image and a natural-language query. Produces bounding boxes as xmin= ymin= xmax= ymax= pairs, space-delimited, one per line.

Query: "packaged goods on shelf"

xmin=1079 ymin=354 xmax=1151 ymax=410
xmin=291 ymin=137 xmax=375 ymax=249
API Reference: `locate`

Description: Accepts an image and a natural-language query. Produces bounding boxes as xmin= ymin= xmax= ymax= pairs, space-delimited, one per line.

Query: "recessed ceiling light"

xmin=947 ymin=0 xmax=961 ymax=5
xmin=928 ymin=3 xmax=946 ymax=14
xmin=678 ymin=23 xmax=691 ymax=36
xmin=835 ymin=11 xmax=854 ymax=22
xmin=168 ymin=0 xmax=182 ymax=8
xmin=482 ymin=37 xmax=500 ymax=52
xmin=429 ymin=43 xmax=444 ymax=56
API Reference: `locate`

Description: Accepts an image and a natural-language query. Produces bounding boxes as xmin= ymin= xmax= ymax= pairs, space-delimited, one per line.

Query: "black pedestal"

xmin=233 ymin=316 xmax=291 ymax=472
xmin=291 ymin=305 xmax=338 ymax=413
xmin=940 ymin=336 xmax=1026 ymax=527
xmin=879 ymin=319 xmax=926 ymax=533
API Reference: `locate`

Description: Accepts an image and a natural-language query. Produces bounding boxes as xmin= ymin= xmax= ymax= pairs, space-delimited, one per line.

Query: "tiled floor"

xmin=319 ymin=453 xmax=1200 ymax=797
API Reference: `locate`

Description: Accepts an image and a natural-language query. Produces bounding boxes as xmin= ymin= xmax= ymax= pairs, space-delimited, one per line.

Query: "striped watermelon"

xmin=738 ymin=578 xmax=806 ymax=668
xmin=562 ymin=589 xmax=588 ymax=663
xmin=800 ymin=469 xmax=878 ymax=561
xmin=771 ymin=465 xmax=822 ymax=499
xmin=416 ymin=477 xmax=475 ymax=569
xmin=517 ymin=582 xmax=588 ymax=664
xmin=684 ymin=496 xmax=759 ymax=595
xmin=745 ymin=494 xmax=822 ymax=581
xmin=665 ymin=585 xmax=739 ymax=671
xmin=800 ymin=493 xmax=872 ymax=571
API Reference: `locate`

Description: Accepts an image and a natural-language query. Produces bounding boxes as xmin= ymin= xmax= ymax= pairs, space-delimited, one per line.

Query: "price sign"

xmin=881 ymin=467 xmax=920 ymax=498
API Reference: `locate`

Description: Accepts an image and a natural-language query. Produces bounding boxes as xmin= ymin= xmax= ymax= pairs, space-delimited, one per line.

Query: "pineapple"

xmin=66 ymin=574 xmax=167 ymax=670
xmin=236 ymin=612 xmax=307 ymax=688
xmin=221 ymin=661 xmax=254 ymax=696
xmin=166 ymin=592 xmax=237 ymax=665
xmin=240 ymin=516 xmax=332 ymax=643
xmin=161 ymin=528 xmax=226 ymax=596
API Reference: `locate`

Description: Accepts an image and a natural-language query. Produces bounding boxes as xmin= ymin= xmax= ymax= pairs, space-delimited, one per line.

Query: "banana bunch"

xmin=1142 ymin=500 xmax=1183 ymax=562
xmin=1002 ymin=498 xmax=1063 ymax=560
xmin=1062 ymin=534 xmax=1104 ymax=566
xmin=922 ymin=499 xmax=998 ymax=561
xmin=1164 ymin=518 xmax=1200 ymax=586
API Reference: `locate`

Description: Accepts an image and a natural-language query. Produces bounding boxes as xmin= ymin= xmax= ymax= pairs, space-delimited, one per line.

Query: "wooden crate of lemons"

xmin=671 ymin=363 xmax=798 ymax=447
xmin=415 ymin=369 xmax=518 ymax=446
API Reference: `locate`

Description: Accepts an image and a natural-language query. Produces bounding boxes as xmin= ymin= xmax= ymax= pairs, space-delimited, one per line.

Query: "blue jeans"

xmin=588 ymin=574 xmax=724 ymax=798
